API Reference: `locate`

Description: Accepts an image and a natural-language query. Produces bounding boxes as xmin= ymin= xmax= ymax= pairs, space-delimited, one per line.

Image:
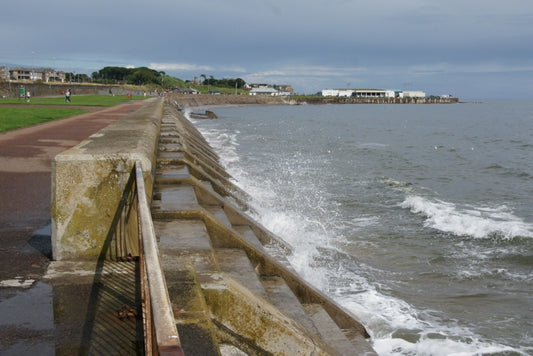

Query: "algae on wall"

xmin=51 ymin=158 xmax=135 ymax=261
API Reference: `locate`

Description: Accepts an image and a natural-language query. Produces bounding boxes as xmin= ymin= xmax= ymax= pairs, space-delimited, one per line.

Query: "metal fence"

xmin=110 ymin=160 xmax=183 ymax=355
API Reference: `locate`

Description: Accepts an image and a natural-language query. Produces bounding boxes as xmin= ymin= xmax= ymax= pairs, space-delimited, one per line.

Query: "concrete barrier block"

xmin=51 ymin=99 xmax=162 ymax=261
xmin=51 ymin=155 xmax=145 ymax=261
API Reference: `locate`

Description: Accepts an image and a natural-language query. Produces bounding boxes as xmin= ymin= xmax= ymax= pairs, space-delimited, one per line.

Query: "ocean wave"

xmin=192 ymin=105 xmax=532 ymax=355
xmin=338 ymin=288 xmax=528 ymax=356
xmin=194 ymin=124 xmax=241 ymax=167
xmin=372 ymin=334 xmax=528 ymax=356
xmin=400 ymin=196 xmax=533 ymax=239
xmin=483 ymin=164 xmax=533 ymax=179
xmin=456 ymin=267 xmax=533 ymax=283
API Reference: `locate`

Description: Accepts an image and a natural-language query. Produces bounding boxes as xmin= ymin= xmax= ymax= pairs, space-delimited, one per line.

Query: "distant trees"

xmin=88 ymin=66 xmax=247 ymax=90
xmin=65 ymin=72 xmax=90 ymax=83
xmin=91 ymin=67 xmax=164 ymax=85
xmin=200 ymin=76 xmax=245 ymax=89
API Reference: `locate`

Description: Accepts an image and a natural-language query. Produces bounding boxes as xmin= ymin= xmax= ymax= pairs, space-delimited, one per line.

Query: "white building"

xmin=352 ymin=89 xmax=395 ymax=98
xmin=249 ymin=87 xmax=280 ymax=96
xmin=321 ymin=89 xmax=353 ymax=97
xmin=3 ymin=67 xmax=65 ymax=82
xmin=321 ymin=88 xmax=395 ymax=98
xmin=399 ymin=91 xmax=426 ymax=98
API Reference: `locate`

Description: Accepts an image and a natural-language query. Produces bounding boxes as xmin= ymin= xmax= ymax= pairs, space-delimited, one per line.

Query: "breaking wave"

xmin=401 ymin=195 xmax=533 ymax=239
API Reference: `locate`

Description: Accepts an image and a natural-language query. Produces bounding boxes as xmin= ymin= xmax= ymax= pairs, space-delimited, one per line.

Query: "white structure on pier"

xmin=321 ymin=88 xmax=425 ymax=99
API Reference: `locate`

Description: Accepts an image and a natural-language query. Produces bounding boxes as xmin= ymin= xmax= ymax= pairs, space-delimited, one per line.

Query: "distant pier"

xmin=301 ymin=96 xmax=459 ymax=104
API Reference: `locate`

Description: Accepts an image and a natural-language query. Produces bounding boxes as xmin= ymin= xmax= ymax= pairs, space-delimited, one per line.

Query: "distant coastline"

xmin=0 ymin=82 xmax=458 ymax=104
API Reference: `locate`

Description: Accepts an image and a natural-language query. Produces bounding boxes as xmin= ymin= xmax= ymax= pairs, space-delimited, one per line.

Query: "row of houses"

xmin=320 ymin=88 xmax=426 ymax=99
xmin=248 ymin=84 xmax=294 ymax=96
xmin=172 ymin=82 xmax=295 ymax=96
xmin=0 ymin=66 xmax=66 ymax=82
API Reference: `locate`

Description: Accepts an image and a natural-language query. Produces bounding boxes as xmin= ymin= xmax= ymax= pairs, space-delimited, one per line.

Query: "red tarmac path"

xmin=0 ymin=100 xmax=151 ymax=283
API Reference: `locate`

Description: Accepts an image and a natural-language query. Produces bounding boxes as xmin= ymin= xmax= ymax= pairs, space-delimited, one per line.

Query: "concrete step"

xmin=215 ymin=248 xmax=267 ymax=299
xmin=232 ymin=225 xmax=265 ymax=252
xmin=164 ymin=268 xmax=221 ymax=355
xmin=155 ymin=164 xmax=190 ymax=182
xmin=154 ymin=219 xmax=218 ymax=273
xmin=304 ymin=303 xmax=364 ymax=355
xmin=157 ymin=151 xmax=185 ymax=162
xmin=158 ymin=142 xmax=182 ymax=152
xmin=159 ymin=136 xmax=181 ymax=144
xmin=261 ymin=276 xmax=320 ymax=335
xmin=160 ymin=126 xmax=177 ymax=133
xmin=204 ymin=205 xmax=232 ymax=227
xmin=151 ymin=184 xmax=200 ymax=211
xmin=261 ymin=242 xmax=297 ymax=274
xmin=153 ymin=220 xmax=222 ymax=355
xmin=200 ymin=180 xmax=215 ymax=191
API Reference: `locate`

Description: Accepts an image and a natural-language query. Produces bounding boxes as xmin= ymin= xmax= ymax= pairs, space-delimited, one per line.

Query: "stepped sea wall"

xmin=50 ymin=95 xmax=378 ymax=354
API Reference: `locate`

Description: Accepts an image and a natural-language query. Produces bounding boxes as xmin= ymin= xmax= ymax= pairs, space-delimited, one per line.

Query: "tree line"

xmin=199 ymin=74 xmax=245 ymax=89
xmin=91 ymin=67 xmax=165 ymax=86
xmin=86 ymin=67 xmax=246 ymax=90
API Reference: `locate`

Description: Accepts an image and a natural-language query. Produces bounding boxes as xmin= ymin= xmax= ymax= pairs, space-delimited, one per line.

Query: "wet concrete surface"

xmin=0 ymin=100 xmax=150 ymax=354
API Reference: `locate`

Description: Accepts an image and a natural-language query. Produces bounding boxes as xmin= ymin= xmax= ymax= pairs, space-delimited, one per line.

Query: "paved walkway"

xmin=0 ymin=99 xmax=151 ymax=353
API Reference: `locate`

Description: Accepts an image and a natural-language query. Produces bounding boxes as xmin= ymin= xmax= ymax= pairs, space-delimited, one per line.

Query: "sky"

xmin=2 ymin=0 xmax=533 ymax=98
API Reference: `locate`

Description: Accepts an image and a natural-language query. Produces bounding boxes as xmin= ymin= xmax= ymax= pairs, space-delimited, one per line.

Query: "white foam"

xmin=346 ymin=216 xmax=381 ymax=229
xmin=193 ymin=116 xmax=528 ymax=356
xmin=372 ymin=335 xmax=525 ymax=356
xmin=401 ymin=195 xmax=533 ymax=239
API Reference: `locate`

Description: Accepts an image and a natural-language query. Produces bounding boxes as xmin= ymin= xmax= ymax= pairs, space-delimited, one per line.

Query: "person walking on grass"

xmin=65 ymin=88 xmax=71 ymax=103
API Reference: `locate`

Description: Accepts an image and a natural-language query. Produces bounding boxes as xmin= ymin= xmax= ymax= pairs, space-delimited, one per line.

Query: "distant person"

xmin=65 ymin=88 xmax=71 ymax=103
xmin=25 ymin=91 xmax=30 ymax=102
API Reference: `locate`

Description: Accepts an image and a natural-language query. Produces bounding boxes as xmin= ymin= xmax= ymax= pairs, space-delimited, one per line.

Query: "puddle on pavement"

xmin=0 ymin=281 xmax=55 ymax=354
xmin=0 ymin=260 xmax=142 ymax=355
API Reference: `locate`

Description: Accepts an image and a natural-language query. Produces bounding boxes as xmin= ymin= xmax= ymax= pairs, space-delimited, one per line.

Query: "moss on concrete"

xmin=51 ymin=99 xmax=162 ymax=261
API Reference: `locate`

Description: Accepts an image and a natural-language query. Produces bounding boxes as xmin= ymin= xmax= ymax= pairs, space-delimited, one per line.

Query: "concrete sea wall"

xmin=51 ymin=98 xmax=161 ymax=261
xmin=0 ymin=81 xmax=148 ymax=98
xmin=51 ymin=95 xmax=378 ymax=354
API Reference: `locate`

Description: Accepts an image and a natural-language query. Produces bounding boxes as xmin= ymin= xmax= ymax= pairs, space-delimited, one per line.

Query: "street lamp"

xmin=32 ymin=51 xmax=35 ymax=96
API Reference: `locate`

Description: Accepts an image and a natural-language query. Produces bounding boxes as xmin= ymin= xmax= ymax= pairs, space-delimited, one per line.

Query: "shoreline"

xmin=169 ymin=93 xmax=458 ymax=107
xmin=164 ymin=95 xmax=460 ymax=120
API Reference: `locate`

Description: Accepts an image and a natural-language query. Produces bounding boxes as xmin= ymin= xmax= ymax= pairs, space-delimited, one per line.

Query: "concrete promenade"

xmin=0 ymin=99 xmax=151 ymax=353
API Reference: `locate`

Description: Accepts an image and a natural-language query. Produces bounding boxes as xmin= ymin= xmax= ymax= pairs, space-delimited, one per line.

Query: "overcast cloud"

xmin=2 ymin=0 xmax=532 ymax=98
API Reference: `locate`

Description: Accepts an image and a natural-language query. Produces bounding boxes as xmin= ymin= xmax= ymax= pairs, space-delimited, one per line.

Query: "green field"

xmin=0 ymin=107 xmax=89 ymax=132
xmin=0 ymin=94 xmax=150 ymax=133
xmin=0 ymin=94 xmax=148 ymax=107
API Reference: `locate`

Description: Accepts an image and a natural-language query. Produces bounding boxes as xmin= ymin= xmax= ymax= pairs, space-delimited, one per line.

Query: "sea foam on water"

xmin=189 ymin=102 xmax=532 ymax=355
xmin=400 ymin=195 xmax=533 ymax=239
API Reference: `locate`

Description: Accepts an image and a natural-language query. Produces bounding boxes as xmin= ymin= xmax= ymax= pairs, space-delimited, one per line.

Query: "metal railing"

xmin=111 ymin=160 xmax=183 ymax=355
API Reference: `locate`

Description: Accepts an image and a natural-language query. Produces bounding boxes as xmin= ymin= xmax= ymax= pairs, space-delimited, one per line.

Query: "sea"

xmin=187 ymin=99 xmax=533 ymax=356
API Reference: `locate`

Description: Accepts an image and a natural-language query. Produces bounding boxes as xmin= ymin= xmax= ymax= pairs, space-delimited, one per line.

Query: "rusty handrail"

xmin=134 ymin=161 xmax=184 ymax=355
xmin=106 ymin=160 xmax=182 ymax=354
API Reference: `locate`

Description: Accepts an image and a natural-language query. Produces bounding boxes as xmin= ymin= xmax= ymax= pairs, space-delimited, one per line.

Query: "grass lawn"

xmin=0 ymin=107 xmax=88 ymax=133
xmin=0 ymin=94 xmax=150 ymax=132
xmin=0 ymin=94 xmax=148 ymax=107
